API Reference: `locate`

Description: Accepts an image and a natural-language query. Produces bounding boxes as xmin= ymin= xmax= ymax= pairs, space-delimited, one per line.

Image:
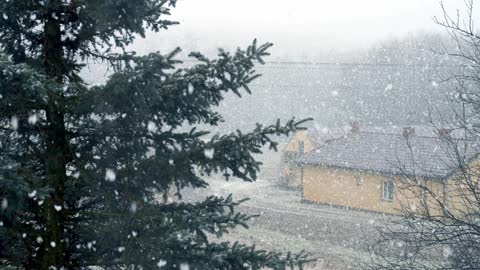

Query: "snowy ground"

xmin=182 ymin=177 xmax=395 ymax=270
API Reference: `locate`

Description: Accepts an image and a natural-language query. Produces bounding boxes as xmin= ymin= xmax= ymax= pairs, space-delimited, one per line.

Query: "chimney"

xmin=403 ymin=127 xmax=415 ymax=138
xmin=351 ymin=121 xmax=360 ymax=133
xmin=438 ymin=128 xmax=452 ymax=138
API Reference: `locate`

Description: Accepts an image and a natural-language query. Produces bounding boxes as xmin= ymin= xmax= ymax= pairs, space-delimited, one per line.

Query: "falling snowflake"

xmin=204 ymin=148 xmax=215 ymax=159
xmin=157 ymin=260 xmax=167 ymax=268
xmin=187 ymin=83 xmax=194 ymax=94
xmin=443 ymin=245 xmax=453 ymax=258
xmin=130 ymin=202 xmax=138 ymax=213
xmin=105 ymin=169 xmax=116 ymax=182
xmin=28 ymin=114 xmax=38 ymax=125
xmin=10 ymin=116 xmax=18 ymax=130
xmin=384 ymin=83 xmax=393 ymax=91
xmin=1 ymin=198 xmax=7 ymax=210
xmin=28 ymin=190 xmax=37 ymax=198
xmin=147 ymin=121 xmax=157 ymax=133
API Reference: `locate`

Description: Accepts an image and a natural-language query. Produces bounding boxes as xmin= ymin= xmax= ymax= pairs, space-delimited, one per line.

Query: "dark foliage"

xmin=0 ymin=1 xmax=310 ymax=269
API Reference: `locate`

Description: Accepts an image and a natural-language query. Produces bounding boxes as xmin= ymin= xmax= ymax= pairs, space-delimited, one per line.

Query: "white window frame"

xmin=382 ymin=179 xmax=394 ymax=201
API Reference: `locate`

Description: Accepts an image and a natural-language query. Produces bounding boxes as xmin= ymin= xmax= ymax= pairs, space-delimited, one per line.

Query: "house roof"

xmin=302 ymin=125 xmax=449 ymax=148
xmin=297 ymin=131 xmax=479 ymax=180
xmin=305 ymin=128 xmax=347 ymax=147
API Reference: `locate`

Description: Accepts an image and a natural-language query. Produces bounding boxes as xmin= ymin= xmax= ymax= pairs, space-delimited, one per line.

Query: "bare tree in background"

xmin=367 ymin=1 xmax=480 ymax=269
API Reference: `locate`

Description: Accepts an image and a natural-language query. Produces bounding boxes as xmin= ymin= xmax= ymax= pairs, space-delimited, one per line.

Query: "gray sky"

xmin=133 ymin=0 xmax=468 ymax=60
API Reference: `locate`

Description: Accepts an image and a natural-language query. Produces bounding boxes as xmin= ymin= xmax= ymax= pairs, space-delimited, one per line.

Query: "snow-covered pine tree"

xmin=0 ymin=1 xmax=310 ymax=269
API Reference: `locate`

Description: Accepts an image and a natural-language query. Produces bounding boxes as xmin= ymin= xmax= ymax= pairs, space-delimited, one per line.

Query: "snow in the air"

xmin=105 ymin=169 xmax=116 ymax=182
xmin=384 ymin=83 xmax=393 ymax=91
xmin=147 ymin=121 xmax=158 ymax=133
xmin=203 ymin=148 xmax=215 ymax=159
xmin=187 ymin=83 xmax=194 ymax=94
xmin=157 ymin=259 xmax=167 ymax=268
xmin=130 ymin=202 xmax=138 ymax=213
xmin=443 ymin=245 xmax=453 ymax=259
xmin=1 ymin=1 xmax=478 ymax=269
xmin=27 ymin=114 xmax=38 ymax=125
xmin=1 ymin=198 xmax=7 ymax=210
xmin=28 ymin=190 xmax=37 ymax=198
xmin=10 ymin=116 xmax=18 ymax=130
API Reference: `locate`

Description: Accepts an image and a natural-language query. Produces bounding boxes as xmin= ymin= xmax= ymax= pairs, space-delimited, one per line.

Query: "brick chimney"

xmin=438 ymin=128 xmax=452 ymax=138
xmin=403 ymin=127 xmax=415 ymax=138
xmin=351 ymin=121 xmax=360 ymax=133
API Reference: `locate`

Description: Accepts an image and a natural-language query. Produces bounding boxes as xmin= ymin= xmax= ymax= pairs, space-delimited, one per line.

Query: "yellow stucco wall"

xmin=283 ymin=131 xmax=317 ymax=153
xmin=443 ymin=158 xmax=480 ymax=215
xmin=303 ymin=166 xmax=446 ymax=215
xmin=281 ymin=131 xmax=318 ymax=189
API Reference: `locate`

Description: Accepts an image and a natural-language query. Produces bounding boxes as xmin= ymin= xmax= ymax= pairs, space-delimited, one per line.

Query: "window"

xmin=298 ymin=141 xmax=305 ymax=155
xmin=355 ymin=175 xmax=363 ymax=185
xmin=383 ymin=179 xmax=394 ymax=201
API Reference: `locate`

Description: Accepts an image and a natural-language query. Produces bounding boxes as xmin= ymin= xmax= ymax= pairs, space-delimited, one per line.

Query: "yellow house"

xmin=281 ymin=127 xmax=347 ymax=188
xmin=297 ymin=128 xmax=478 ymax=215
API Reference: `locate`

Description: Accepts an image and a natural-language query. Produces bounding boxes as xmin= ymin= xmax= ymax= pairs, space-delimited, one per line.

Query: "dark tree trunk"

xmin=41 ymin=1 xmax=68 ymax=268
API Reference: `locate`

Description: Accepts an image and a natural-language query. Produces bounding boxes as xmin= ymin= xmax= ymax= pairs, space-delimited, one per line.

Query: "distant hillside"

xmin=81 ymin=34 xmax=460 ymax=133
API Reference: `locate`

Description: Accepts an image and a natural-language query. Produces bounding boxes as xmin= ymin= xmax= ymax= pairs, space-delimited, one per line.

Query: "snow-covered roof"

xmin=305 ymin=127 xmax=347 ymax=147
xmin=298 ymin=130 xmax=479 ymax=180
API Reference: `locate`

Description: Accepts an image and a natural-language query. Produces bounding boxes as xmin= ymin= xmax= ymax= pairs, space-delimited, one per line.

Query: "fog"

xmin=132 ymin=0 xmax=468 ymax=60
xmin=78 ymin=0 xmax=466 ymax=133
xmin=5 ymin=0 xmax=480 ymax=269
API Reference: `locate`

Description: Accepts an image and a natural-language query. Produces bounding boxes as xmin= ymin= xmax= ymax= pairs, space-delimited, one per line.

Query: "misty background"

xmin=81 ymin=0 xmax=472 ymax=132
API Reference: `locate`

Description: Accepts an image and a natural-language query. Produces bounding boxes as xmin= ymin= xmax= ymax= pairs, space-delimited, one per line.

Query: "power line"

xmin=81 ymin=59 xmax=467 ymax=73
xmin=179 ymin=58 xmax=466 ymax=68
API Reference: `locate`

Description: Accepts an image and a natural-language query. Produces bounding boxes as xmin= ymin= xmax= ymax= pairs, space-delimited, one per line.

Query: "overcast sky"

xmin=133 ymin=0 xmax=469 ymax=60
